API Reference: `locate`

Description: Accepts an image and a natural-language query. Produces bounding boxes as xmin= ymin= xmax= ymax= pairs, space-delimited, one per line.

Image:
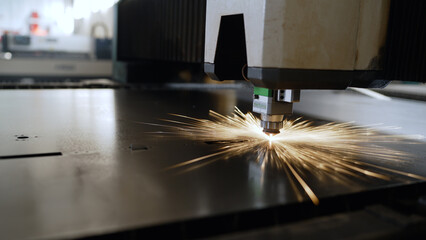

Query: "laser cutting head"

xmin=204 ymin=0 xmax=393 ymax=133
xmin=253 ymin=88 xmax=300 ymax=134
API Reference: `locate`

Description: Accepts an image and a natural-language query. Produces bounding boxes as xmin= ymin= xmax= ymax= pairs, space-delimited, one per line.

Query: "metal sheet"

xmin=294 ymin=89 xmax=426 ymax=138
xmin=0 ymin=88 xmax=425 ymax=239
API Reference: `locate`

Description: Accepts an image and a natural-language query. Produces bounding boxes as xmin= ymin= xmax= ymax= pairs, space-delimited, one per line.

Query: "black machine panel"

xmin=384 ymin=0 xmax=426 ymax=82
xmin=114 ymin=0 xmax=206 ymax=83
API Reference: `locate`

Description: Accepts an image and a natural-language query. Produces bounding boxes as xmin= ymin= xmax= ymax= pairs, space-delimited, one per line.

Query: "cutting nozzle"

xmin=261 ymin=120 xmax=282 ymax=135
xmin=260 ymin=114 xmax=284 ymax=135
xmin=252 ymin=88 xmax=300 ymax=135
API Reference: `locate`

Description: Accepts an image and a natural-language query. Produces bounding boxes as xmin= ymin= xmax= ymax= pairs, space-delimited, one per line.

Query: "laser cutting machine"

xmin=114 ymin=0 xmax=425 ymax=132
xmin=114 ymin=0 xmax=426 ymax=133
xmin=203 ymin=0 xmax=426 ymax=134
xmin=1 ymin=0 xmax=426 ymax=239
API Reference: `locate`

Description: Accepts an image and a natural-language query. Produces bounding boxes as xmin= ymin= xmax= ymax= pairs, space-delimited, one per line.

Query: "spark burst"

xmin=147 ymin=107 xmax=426 ymax=205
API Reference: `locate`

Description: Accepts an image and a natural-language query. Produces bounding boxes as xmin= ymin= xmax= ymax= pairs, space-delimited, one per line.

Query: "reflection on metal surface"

xmin=71 ymin=90 xmax=117 ymax=152
xmin=148 ymin=108 xmax=426 ymax=205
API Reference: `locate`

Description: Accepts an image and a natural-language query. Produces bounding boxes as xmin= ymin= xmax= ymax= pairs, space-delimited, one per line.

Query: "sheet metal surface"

xmin=295 ymin=89 xmax=426 ymax=138
xmin=0 ymin=89 xmax=425 ymax=239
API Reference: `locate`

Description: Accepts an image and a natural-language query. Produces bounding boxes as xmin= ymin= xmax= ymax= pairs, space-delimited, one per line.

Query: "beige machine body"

xmin=205 ymin=0 xmax=390 ymax=71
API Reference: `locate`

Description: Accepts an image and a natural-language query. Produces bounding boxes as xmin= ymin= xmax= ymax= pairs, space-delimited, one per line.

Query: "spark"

xmin=146 ymin=107 xmax=426 ymax=205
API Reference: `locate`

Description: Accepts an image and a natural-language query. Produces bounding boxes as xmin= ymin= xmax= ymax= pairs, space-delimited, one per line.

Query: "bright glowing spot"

xmin=144 ymin=107 xmax=426 ymax=205
xmin=3 ymin=52 xmax=12 ymax=60
xmin=57 ymin=8 xmax=75 ymax=35
xmin=73 ymin=0 xmax=119 ymax=19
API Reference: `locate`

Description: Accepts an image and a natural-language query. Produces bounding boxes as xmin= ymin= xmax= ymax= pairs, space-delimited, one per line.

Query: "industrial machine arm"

xmin=204 ymin=0 xmax=426 ymax=134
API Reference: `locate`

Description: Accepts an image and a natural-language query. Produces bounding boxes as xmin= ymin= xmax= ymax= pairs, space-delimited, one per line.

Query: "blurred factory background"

xmin=0 ymin=0 xmax=115 ymax=82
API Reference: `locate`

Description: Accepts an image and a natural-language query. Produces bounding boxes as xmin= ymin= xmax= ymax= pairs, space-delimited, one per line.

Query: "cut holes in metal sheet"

xmin=129 ymin=144 xmax=149 ymax=151
xmin=0 ymin=152 xmax=62 ymax=160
